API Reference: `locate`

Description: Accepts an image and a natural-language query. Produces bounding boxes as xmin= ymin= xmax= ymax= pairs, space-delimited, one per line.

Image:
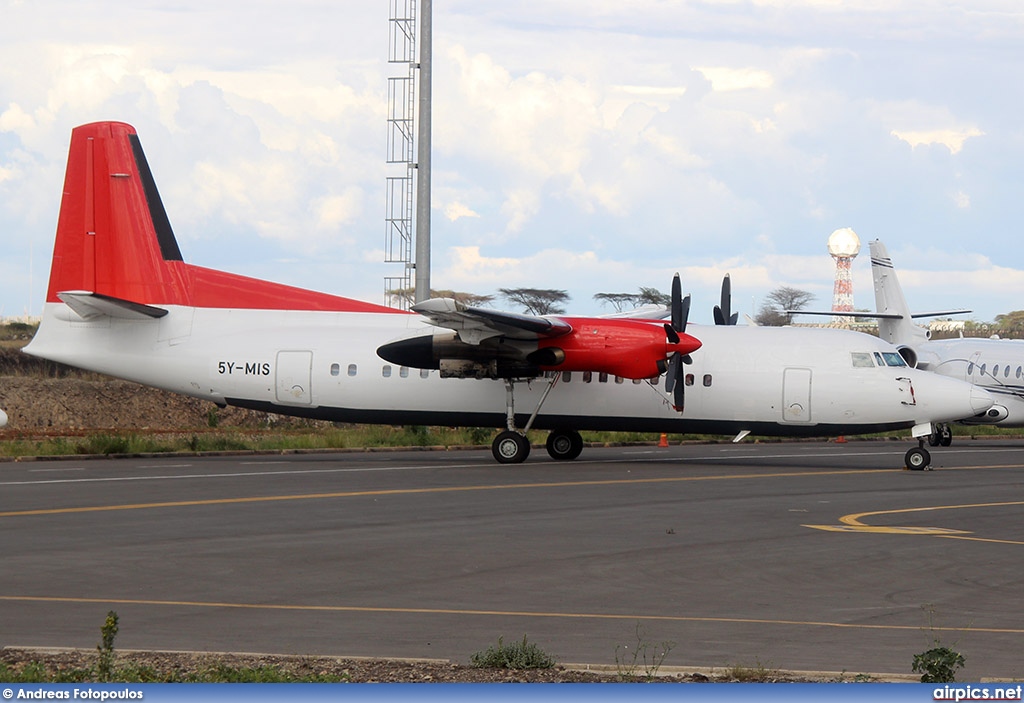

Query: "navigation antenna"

xmin=385 ymin=0 xmax=431 ymax=309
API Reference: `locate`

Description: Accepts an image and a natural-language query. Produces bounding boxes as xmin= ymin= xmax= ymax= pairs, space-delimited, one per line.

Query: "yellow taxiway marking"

xmin=805 ymin=500 xmax=1024 ymax=544
xmin=2 ymin=594 xmax=1022 ymax=635
xmin=0 ymin=467 xmax=894 ymax=518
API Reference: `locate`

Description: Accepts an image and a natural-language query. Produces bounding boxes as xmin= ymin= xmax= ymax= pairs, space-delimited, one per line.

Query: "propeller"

xmin=664 ymin=273 xmax=692 ymax=411
xmin=713 ymin=273 xmax=739 ymax=326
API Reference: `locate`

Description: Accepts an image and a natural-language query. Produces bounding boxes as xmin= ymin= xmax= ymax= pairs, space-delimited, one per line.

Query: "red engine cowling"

xmin=530 ymin=317 xmax=701 ymax=379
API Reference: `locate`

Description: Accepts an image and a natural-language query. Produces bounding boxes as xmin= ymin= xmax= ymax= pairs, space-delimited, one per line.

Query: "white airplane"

xmin=791 ymin=238 xmax=1023 ymax=447
xmin=869 ymin=239 xmax=1024 ymax=445
xmin=23 ymin=122 xmax=993 ymax=469
xmin=0 ymin=407 xmax=7 ymax=429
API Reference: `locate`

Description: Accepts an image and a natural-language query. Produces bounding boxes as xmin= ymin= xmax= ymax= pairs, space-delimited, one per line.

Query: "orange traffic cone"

xmin=658 ymin=433 xmax=669 ymax=447
xmin=835 ymin=436 xmax=847 ymax=443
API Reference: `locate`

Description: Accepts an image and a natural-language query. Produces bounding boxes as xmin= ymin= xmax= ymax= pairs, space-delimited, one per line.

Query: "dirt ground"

xmin=0 ymin=648 xmax=847 ymax=683
xmin=0 ymin=375 xmax=325 ymax=434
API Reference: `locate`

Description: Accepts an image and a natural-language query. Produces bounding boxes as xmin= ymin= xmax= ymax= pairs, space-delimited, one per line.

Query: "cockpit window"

xmin=851 ymin=352 xmax=875 ymax=368
xmin=880 ymin=352 xmax=907 ymax=367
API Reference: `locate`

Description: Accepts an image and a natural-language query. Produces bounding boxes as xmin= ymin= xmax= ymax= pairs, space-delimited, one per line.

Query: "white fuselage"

xmin=25 ymin=303 xmax=993 ymax=437
xmin=912 ymin=337 xmax=1024 ymax=425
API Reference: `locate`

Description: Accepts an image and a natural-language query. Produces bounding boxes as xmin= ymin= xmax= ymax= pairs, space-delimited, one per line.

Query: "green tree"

xmin=500 ymin=288 xmax=571 ymax=315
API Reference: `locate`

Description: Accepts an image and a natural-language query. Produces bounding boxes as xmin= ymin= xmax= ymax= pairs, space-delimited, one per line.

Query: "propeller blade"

xmin=664 ymin=323 xmax=679 ymax=345
xmin=680 ymin=294 xmax=691 ymax=334
xmin=670 ymin=274 xmax=682 ymax=331
xmin=713 ymin=273 xmax=738 ymax=325
xmin=671 ymin=354 xmax=685 ymax=410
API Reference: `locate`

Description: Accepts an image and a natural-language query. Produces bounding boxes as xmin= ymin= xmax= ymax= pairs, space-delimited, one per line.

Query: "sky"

xmin=1 ymin=0 xmax=1022 ymax=324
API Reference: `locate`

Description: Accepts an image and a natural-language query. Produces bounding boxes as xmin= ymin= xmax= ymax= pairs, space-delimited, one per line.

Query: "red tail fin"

xmin=46 ymin=121 xmax=399 ymax=313
xmin=46 ymin=122 xmax=190 ymax=305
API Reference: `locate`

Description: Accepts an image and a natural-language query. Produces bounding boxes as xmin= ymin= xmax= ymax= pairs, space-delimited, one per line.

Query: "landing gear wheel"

xmin=939 ymin=424 xmax=953 ymax=447
xmin=546 ymin=429 xmax=584 ymax=461
xmin=927 ymin=431 xmax=941 ymax=447
xmin=905 ymin=446 xmax=931 ymax=471
xmin=492 ymin=431 xmax=531 ymax=464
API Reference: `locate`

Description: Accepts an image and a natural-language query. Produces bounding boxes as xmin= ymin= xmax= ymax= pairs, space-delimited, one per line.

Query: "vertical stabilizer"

xmin=45 ymin=122 xmax=191 ymax=306
xmin=869 ymin=239 xmax=929 ymax=346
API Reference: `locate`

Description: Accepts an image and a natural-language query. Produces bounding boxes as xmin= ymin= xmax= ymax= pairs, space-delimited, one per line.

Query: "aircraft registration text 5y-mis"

xmin=23 ymin=122 xmax=993 ymax=467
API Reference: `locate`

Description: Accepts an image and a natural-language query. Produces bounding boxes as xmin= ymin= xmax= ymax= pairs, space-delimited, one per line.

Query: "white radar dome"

xmin=827 ymin=227 xmax=861 ymax=258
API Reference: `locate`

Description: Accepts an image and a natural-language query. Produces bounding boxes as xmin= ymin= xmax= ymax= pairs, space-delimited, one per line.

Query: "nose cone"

xmin=970 ymin=384 xmax=995 ymax=415
xmin=675 ymin=333 xmax=702 ymax=356
xmin=915 ymin=373 xmax=993 ymax=424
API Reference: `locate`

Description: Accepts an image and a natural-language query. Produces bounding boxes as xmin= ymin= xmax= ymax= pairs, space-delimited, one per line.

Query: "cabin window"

xmin=400 ymin=366 xmax=409 ymax=378
xmin=615 ymin=376 xmax=624 ymax=384
xmin=703 ymin=374 xmax=712 ymax=387
xmin=1017 ymin=366 xmax=1022 ymax=379
xmin=685 ymin=374 xmax=694 ymax=386
xmin=599 ymin=372 xmax=609 ymax=383
xmin=583 ymin=371 xmax=592 ymax=383
xmin=330 ymin=363 xmax=340 ymax=376
xmin=967 ymin=362 xmax=975 ymax=375
xmin=348 ymin=364 xmax=357 ymax=377
xmin=851 ymin=352 xmax=875 ymax=368
xmin=1006 ymin=366 xmax=1011 ymax=378
xmin=880 ymin=352 xmax=907 ymax=367
xmin=980 ymin=364 xmax=987 ymax=376
xmin=382 ymin=365 xmax=392 ymax=378
xmin=993 ymin=365 xmax=1000 ymax=377
xmin=420 ymin=369 xmax=430 ymax=378
xmin=563 ymin=372 xmax=572 ymax=383
xmin=633 ymin=378 xmax=642 ymax=385
xmin=874 ymin=352 xmax=885 ymax=366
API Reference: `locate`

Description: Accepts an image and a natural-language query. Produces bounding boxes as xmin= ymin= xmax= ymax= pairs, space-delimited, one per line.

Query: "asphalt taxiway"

xmin=2 ymin=438 xmax=1023 ymax=679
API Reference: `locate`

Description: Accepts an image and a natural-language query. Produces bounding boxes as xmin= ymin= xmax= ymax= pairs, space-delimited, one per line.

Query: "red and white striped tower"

xmin=827 ymin=228 xmax=861 ymax=325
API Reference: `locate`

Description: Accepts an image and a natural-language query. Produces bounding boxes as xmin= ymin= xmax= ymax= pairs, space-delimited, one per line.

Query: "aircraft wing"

xmin=412 ymin=298 xmax=572 ymax=344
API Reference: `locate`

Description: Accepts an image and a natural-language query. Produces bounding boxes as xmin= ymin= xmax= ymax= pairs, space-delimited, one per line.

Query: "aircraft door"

xmin=276 ymin=350 xmax=313 ymax=405
xmin=782 ymin=367 xmax=812 ymax=423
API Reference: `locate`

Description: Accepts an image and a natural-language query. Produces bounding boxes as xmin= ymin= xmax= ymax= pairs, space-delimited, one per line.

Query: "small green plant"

xmin=726 ymin=659 xmax=779 ymax=682
xmin=470 ymin=635 xmax=555 ymax=670
xmin=614 ymin=623 xmax=675 ymax=681
xmin=913 ymin=647 xmax=965 ymax=683
xmin=96 ymin=610 xmax=119 ymax=682
xmin=913 ymin=603 xmax=966 ymax=683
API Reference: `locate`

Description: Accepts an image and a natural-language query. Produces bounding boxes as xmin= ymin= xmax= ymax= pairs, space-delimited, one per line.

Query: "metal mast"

xmin=385 ymin=0 xmax=431 ymax=309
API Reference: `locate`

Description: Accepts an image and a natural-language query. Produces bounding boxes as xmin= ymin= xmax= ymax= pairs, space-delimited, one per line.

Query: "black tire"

xmin=939 ymin=425 xmax=953 ymax=447
xmin=546 ymin=429 xmax=584 ymax=461
xmin=905 ymin=446 xmax=931 ymax=471
xmin=927 ymin=432 xmax=941 ymax=447
xmin=492 ymin=431 xmax=530 ymax=464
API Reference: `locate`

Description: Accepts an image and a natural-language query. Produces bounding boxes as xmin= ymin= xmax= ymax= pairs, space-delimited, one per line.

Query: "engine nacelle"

xmin=895 ymin=345 xmax=918 ymax=368
xmin=962 ymin=404 xmax=1010 ymax=424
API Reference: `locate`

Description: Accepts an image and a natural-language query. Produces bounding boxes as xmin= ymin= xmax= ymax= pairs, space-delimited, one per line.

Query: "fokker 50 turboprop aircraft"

xmin=24 ymin=123 xmax=993 ymax=468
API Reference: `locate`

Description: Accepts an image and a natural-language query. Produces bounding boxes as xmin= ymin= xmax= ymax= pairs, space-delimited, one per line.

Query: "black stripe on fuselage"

xmin=224 ymin=397 xmax=914 ymax=437
xmin=129 ymin=133 xmax=183 ymax=262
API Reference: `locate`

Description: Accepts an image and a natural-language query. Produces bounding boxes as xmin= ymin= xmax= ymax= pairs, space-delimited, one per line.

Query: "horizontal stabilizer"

xmin=58 ymin=290 xmax=168 ymax=320
xmin=788 ymin=309 xmax=970 ymax=320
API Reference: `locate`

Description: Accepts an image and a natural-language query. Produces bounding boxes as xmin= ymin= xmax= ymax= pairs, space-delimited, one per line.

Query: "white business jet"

xmin=24 ymin=123 xmax=992 ymax=468
xmin=870 ymin=239 xmax=1024 ymax=445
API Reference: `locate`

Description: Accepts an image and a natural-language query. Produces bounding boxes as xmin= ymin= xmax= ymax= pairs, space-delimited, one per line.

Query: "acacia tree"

xmin=593 ymin=287 xmax=670 ymax=312
xmin=385 ymin=287 xmax=494 ymax=309
xmin=754 ymin=286 xmax=816 ymax=326
xmin=500 ymin=288 xmax=571 ymax=315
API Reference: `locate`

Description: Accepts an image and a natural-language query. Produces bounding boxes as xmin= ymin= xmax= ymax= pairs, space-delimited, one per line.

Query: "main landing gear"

xmin=927 ymin=423 xmax=953 ymax=447
xmin=489 ymin=374 xmax=584 ymax=465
